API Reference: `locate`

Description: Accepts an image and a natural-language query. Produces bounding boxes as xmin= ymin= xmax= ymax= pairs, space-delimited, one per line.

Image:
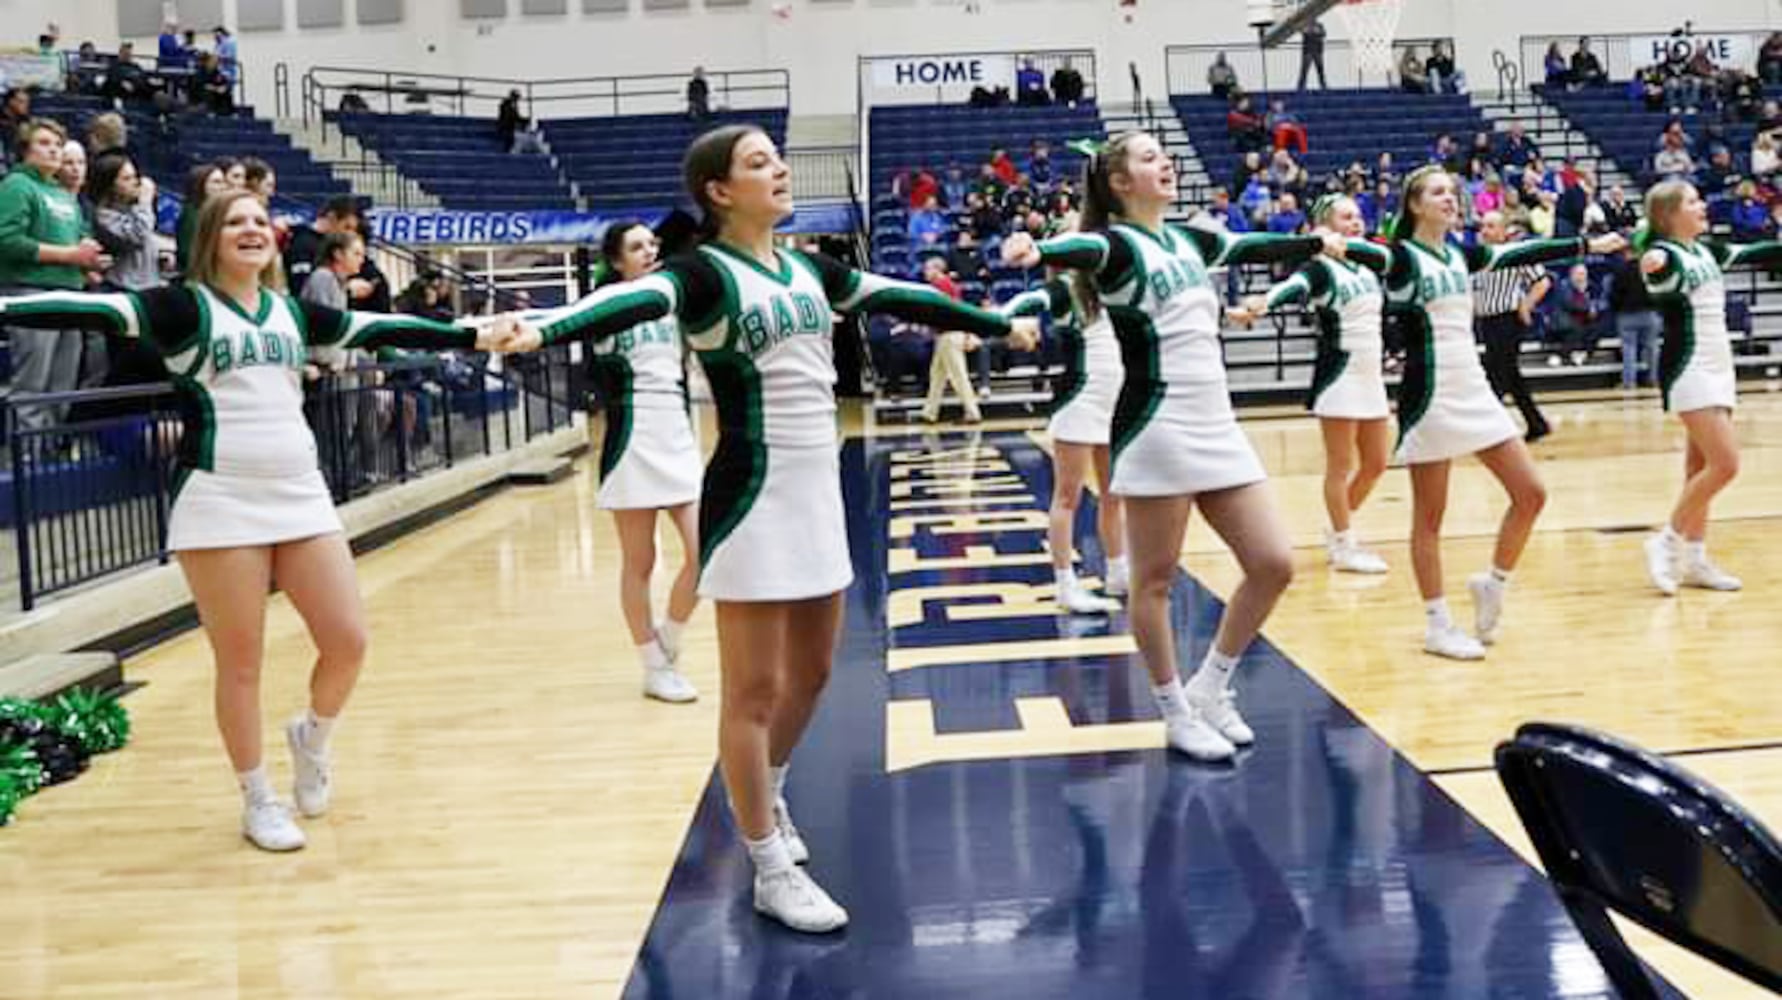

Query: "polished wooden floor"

xmin=1 ymin=389 xmax=1779 ymax=997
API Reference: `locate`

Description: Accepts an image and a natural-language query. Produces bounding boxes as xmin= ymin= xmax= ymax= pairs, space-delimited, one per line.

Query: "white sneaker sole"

xmin=285 ymin=721 xmax=330 ymax=819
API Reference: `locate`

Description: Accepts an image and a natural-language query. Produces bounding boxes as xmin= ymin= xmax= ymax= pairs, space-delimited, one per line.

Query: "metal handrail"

xmin=1164 ymin=37 xmax=1458 ymax=95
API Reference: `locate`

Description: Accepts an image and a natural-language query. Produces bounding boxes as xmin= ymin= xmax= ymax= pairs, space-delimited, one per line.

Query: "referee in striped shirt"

xmin=1474 ymin=211 xmax=1554 ymax=442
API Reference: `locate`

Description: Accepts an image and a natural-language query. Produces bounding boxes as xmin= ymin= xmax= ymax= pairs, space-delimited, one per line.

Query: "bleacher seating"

xmin=34 ymin=93 xmax=349 ymax=206
xmin=545 ymin=109 xmax=789 ymax=213
xmin=866 ymin=103 xmax=1101 ymax=283
xmin=327 ymin=112 xmax=576 ymax=211
xmin=1172 ymin=89 xmax=1498 ymax=193
xmin=1538 ymin=83 xmax=1764 ymax=189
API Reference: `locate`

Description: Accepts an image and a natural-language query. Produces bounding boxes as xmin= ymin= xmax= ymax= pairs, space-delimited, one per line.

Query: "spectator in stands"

xmin=1543 ymin=42 xmax=1572 ymax=89
xmin=1729 ymin=181 xmax=1767 ymax=241
xmin=193 ymin=52 xmax=235 ymax=115
xmin=1298 ymin=17 xmax=1327 ymax=90
xmin=1268 ymin=147 xmax=1307 ymax=196
xmin=1238 ymin=172 xmax=1273 ymax=228
xmin=1700 ymin=121 xmax=1730 ymax=161
xmin=1547 ymin=262 xmax=1602 ymax=366
xmin=2 ymin=88 xmax=32 ymax=168
xmin=1654 ymin=118 xmax=1694 ymax=155
xmin=1554 ymin=164 xmax=1595 ymax=237
xmin=55 ymin=139 xmax=88 ymax=212
xmin=174 ymin=164 xmax=227 ymax=273
xmin=1426 ymin=40 xmax=1463 ymax=93
xmin=1499 ymin=185 xmax=1531 ymax=237
xmin=0 ymin=119 xmax=109 ymax=431
xmin=989 ymin=147 xmax=1019 ymax=187
xmin=510 ymin=117 xmax=547 ymax=155
xmin=1653 ymin=132 xmax=1696 ymax=181
xmin=1359 ymin=178 xmax=1396 ymax=233
xmin=157 ymin=21 xmax=189 ymax=97
xmin=1762 ymin=32 xmax=1782 ymax=85
xmin=1571 ymin=37 xmax=1608 ymax=88
xmin=497 ymin=89 xmax=524 ymax=151
xmin=1663 ymin=52 xmax=1706 ymax=115
xmin=1267 ymin=98 xmax=1308 ymax=155
xmin=965 ymin=190 xmax=1001 ymax=240
xmin=1497 ymin=124 xmax=1535 ymax=177
xmin=88 ymin=151 xmax=159 ymax=294
xmin=1473 ymin=174 xmax=1505 ymax=217
xmin=1027 ymin=140 xmax=1053 ymax=187
xmin=1600 ymin=183 xmax=1638 ymax=231
xmin=1753 ymin=131 xmax=1779 ymax=181
xmin=338 ymin=91 xmax=370 ymax=114
xmin=1049 ymin=59 xmax=1086 ymax=107
xmin=1232 ymin=149 xmax=1264 ymax=194
xmin=945 ymin=228 xmax=990 ymax=285
xmin=1638 ymin=67 xmax=1667 ymax=112
xmin=1523 ymin=153 xmax=1558 ymax=194
xmin=242 ymin=157 xmax=276 ymax=203
xmin=105 ymin=42 xmax=153 ymax=105
xmin=85 ymin=112 xmax=127 ymax=157
xmin=285 ymin=195 xmax=359 ymax=297
xmin=1429 ymin=132 xmax=1462 ymax=171
xmin=907 ymin=194 xmax=947 ymax=251
xmin=685 ymin=68 xmax=710 ymax=120
xmin=214 ymin=27 xmax=239 ymax=85
xmin=1208 ymin=52 xmax=1239 ymax=100
xmin=1373 ymin=150 xmax=1398 ymax=187
xmin=1600 ymin=247 xmax=1658 ymax=388
xmin=917 ymin=255 xmax=981 ymax=423
xmin=1699 ymin=148 xmax=1741 ymax=203
xmin=1468 ymin=130 xmax=1498 ymax=169
xmin=1267 ymin=191 xmax=1306 ymax=234
xmin=1399 ymin=47 xmax=1430 ymax=93
xmin=1227 ymin=94 xmax=1267 ymax=153
xmin=1528 ymin=191 xmax=1557 ymax=236
xmin=1016 ymin=57 xmax=1048 ymax=106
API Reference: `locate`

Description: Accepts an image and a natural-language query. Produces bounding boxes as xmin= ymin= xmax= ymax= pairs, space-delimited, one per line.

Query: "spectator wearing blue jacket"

xmin=1267 ymin=191 xmax=1306 ymax=234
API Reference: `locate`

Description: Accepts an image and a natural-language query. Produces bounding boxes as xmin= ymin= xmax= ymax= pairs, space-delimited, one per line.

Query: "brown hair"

xmin=1074 ymin=130 xmax=1146 ymax=321
xmin=86 ymin=112 xmax=126 ymax=154
xmin=1392 ymin=164 xmax=1450 ymax=242
xmin=1643 ymin=179 xmax=1693 ymax=240
xmin=184 ymin=191 xmax=287 ymax=293
xmin=13 ymin=116 xmax=65 ymax=160
xmin=682 ymin=124 xmax=768 ymax=237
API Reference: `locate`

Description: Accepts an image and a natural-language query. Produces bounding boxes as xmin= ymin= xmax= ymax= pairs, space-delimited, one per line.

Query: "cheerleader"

xmin=1374 ymin=166 xmax=1622 ymax=659
xmin=1235 ymin=194 xmax=1391 ymax=574
xmin=1003 ymin=274 xmax=1128 ymax=614
xmin=496 ymin=125 xmax=1038 ymax=932
xmin=1001 ymin=130 xmax=1341 ymax=763
xmin=586 ymin=220 xmax=702 ymax=702
xmin=0 ymin=191 xmax=503 ymax=852
xmin=1636 ymin=180 xmax=1782 ymax=594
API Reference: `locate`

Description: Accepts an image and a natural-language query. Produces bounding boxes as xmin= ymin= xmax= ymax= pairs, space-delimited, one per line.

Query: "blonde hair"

xmin=184 ymin=191 xmax=286 ymax=293
xmin=1642 ymin=179 xmax=1694 ymax=240
xmin=86 ymin=112 xmax=126 ymax=154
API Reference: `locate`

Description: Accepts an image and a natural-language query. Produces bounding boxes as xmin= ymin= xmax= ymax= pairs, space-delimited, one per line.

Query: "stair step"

xmin=508 ymin=457 xmax=575 ymax=486
xmin=0 ymin=652 xmax=123 ymax=700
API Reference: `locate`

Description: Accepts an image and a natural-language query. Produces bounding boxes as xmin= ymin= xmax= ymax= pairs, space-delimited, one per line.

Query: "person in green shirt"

xmin=0 ymin=118 xmax=109 ymax=431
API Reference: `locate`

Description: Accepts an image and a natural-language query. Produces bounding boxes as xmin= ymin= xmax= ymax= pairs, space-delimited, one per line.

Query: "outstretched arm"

xmin=532 ymin=273 xmax=682 ymax=348
xmin=297 ymin=300 xmax=485 ymax=352
xmin=1178 ymin=226 xmax=1329 ymax=267
xmin=1706 ymin=238 xmax=1782 ymax=270
xmin=802 ymin=251 xmax=1022 ymax=341
xmin=1000 ymin=278 xmax=1074 ymax=322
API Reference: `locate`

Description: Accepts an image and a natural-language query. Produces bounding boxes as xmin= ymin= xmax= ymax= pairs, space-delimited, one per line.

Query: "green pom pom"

xmin=0 ymin=739 xmax=41 ymax=796
xmin=44 ymin=689 xmax=131 ymax=755
xmin=0 ymin=698 xmax=48 ymax=725
xmin=0 ymin=772 xmax=22 ymax=827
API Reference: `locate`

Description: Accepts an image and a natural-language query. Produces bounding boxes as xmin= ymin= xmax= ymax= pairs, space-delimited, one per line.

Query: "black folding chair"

xmin=1495 ymin=722 xmax=1782 ymax=999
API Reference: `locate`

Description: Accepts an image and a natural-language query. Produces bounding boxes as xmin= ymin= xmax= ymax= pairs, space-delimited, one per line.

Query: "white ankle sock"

xmin=1054 ymin=566 xmax=1078 ymax=592
xmin=1488 ymin=566 xmax=1511 ymax=585
xmin=656 ymin=618 xmax=686 ymax=658
xmin=769 ymin=763 xmax=789 ymax=801
xmin=1425 ymin=597 xmax=1452 ymax=629
xmin=238 ymin=765 xmax=276 ymax=805
xmin=1686 ymin=540 xmax=1707 ymax=561
xmin=746 ymin=828 xmax=794 ymax=874
xmin=1191 ymin=648 xmax=1240 ymax=691
xmin=637 ymin=638 xmax=671 ymax=672
xmin=1106 ymin=555 xmax=1128 ymax=577
xmin=1152 ymin=680 xmax=1191 ymax=721
xmin=300 ymin=709 xmax=336 ymax=752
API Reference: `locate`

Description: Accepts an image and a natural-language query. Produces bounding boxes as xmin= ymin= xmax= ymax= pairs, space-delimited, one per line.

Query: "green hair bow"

xmin=1066 ymin=138 xmax=1107 ymax=160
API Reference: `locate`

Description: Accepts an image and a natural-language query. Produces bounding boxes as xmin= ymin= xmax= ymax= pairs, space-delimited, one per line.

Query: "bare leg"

xmin=1318 ymin=418 xmax=1359 ymax=533
xmin=1408 ymin=460 xmax=1451 ymax=601
xmin=1671 ymin=408 xmax=1739 ymax=541
xmin=610 ymin=509 xmax=660 ymax=646
xmin=1048 ymin=441 xmax=1091 ymax=572
xmin=662 ymin=502 xmax=701 ymax=626
xmin=1193 ymin=481 xmax=1295 ymax=659
xmin=769 ymin=592 xmax=844 ymax=766
xmin=1091 ymin=445 xmax=1126 ymax=561
xmin=1473 ymin=437 xmax=1548 ymax=572
xmin=1349 ymin=418 xmax=1391 ymax=513
xmin=1122 ymin=495 xmax=1193 ymax=686
xmin=178 ymin=546 xmax=275 ymax=772
xmin=716 ymin=600 xmax=789 ymax=840
xmin=271 ymin=532 xmax=370 ymax=720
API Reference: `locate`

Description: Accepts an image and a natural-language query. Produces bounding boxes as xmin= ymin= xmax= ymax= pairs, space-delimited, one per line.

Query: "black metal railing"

xmin=1165 ymin=37 xmax=1456 ymax=95
xmin=299 ymin=64 xmax=790 ymax=135
xmin=4 ymin=350 xmax=580 ymax=610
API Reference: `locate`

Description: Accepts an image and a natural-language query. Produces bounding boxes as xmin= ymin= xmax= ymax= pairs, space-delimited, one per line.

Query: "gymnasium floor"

xmin=1 ymin=389 xmax=1778 ymax=998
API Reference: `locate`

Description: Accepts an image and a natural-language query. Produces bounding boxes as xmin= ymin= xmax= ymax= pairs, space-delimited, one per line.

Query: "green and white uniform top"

xmin=538 ymin=243 xmax=1013 ymax=449
xmin=0 ymin=285 xmax=474 ymax=477
xmin=585 ymin=309 xmax=687 ymax=410
xmin=1265 ymin=254 xmax=1385 ymax=357
xmin=1642 ymin=237 xmax=1782 ymax=411
xmin=1030 ymin=223 xmax=1324 ymax=391
xmin=1373 ymin=236 xmax=1584 ymax=368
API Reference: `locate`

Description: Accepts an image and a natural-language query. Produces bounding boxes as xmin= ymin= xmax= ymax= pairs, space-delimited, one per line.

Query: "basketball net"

xmin=1335 ymin=0 xmax=1404 ymax=78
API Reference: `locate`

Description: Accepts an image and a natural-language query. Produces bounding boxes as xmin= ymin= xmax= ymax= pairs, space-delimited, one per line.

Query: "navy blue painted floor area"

xmin=622 ymin=432 xmax=1676 ymax=999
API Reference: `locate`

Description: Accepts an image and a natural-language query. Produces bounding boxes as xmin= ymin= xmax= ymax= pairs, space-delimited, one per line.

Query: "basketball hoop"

xmin=1336 ymin=0 xmax=1404 ymax=78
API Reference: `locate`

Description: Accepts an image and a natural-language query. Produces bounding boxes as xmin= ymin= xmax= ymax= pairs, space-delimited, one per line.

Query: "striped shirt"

xmin=1472 ymin=257 xmax=1548 ymax=317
